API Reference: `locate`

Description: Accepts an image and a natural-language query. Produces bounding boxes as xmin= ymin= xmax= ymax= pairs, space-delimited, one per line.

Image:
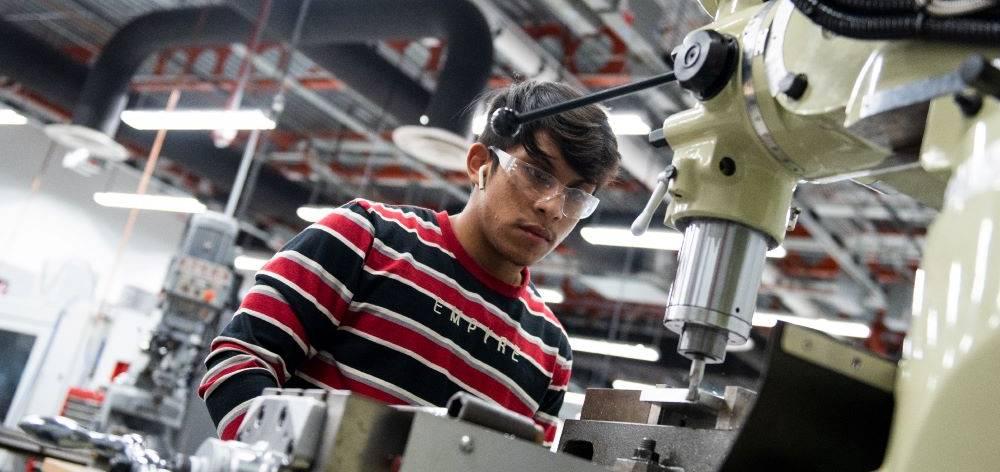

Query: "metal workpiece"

xmin=612 ymin=438 xmax=683 ymax=472
xmin=400 ymin=412 xmax=605 ymax=472
xmin=446 ymin=392 xmax=543 ymax=443
xmin=664 ymin=219 xmax=768 ymax=364
xmin=559 ymin=420 xmax=736 ymax=472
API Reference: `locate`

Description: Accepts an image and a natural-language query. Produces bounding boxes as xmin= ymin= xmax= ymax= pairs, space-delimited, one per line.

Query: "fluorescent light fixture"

xmin=297 ymin=206 xmax=335 ymax=223
xmin=120 ymin=109 xmax=276 ymax=131
xmin=537 ymin=287 xmax=565 ymax=304
xmin=753 ymin=311 xmax=871 ymax=338
xmin=612 ymin=379 xmax=656 ymax=390
xmin=0 ymin=108 xmax=28 ymax=125
xmin=607 ymin=113 xmax=651 ymax=135
xmin=93 ymin=192 xmax=206 ymax=214
xmin=563 ymin=391 xmax=586 ymax=406
xmin=568 ymin=336 xmax=660 ymax=362
xmin=234 ymin=255 xmax=268 ymax=272
xmin=580 ymin=226 xmax=786 ymax=258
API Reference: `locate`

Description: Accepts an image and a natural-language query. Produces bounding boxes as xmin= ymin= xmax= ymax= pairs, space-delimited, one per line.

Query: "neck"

xmin=450 ymin=210 xmax=523 ymax=286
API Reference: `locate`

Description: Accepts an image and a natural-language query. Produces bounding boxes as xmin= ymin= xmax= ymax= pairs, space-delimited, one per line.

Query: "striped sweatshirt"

xmin=198 ymin=199 xmax=572 ymax=445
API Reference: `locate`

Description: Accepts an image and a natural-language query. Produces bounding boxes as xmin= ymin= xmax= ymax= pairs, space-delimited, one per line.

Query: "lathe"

xmin=17 ymin=0 xmax=1000 ymax=470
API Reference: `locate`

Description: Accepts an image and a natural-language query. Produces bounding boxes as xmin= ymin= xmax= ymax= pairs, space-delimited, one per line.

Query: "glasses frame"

xmin=488 ymin=146 xmax=600 ymax=219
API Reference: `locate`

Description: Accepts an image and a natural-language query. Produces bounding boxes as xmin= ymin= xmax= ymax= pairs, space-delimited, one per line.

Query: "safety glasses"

xmin=489 ymin=146 xmax=600 ymax=220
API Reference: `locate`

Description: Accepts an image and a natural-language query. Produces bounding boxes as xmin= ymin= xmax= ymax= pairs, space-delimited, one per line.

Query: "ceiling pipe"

xmin=74 ymin=1 xmax=492 ymax=138
xmin=0 ymin=18 xmax=89 ymax=109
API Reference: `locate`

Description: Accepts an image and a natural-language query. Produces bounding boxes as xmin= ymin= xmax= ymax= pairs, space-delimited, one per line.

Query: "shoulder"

xmin=522 ymin=283 xmax=573 ymax=363
xmin=340 ymin=198 xmax=442 ymax=234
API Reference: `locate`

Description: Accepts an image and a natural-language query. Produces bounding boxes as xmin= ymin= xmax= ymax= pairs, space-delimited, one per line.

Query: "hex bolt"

xmin=459 ymin=435 xmax=474 ymax=453
xmin=632 ymin=437 xmax=660 ymax=462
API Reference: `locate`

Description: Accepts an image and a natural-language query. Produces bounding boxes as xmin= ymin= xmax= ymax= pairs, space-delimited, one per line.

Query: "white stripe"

xmin=366 ymin=203 xmax=456 ymax=258
xmin=519 ymin=290 xmax=569 ymax=337
xmin=362 ymin=264 xmax=549 ymax=377
xmin=548 ymin=383 xmax=568 ymax=392
xmin=274 ymin=250 xmax=354 ymax=302
xmin=212 ymin=336 xmax=289 ymax=380
xmin=201 ymin=366 xmax=275 ymax=399
xmin=534 ymin=411 xmax=560 ymax=425
xmin=349 ymin=301 xmax=539 ymax=411
xmin=371 ymin=240 xmax=569 ymax=364
xmin=369 ymin=201 xmax=443 ymax=233
xmin=327 ymin=205 xmax=376 ymax=234
xmin=305 ymin=223 xmax=367 ymax=258
xmin=218 ymin=398 xmax=256 ymax=439
xmin=332 ymin=361 xmax=434 ymax=407
xmin=236 ymin=308 xmax=309 ymax=355
xmin=340 ymin=325 xmax=515 ymax=411
xmin=258 ymin=270 xmax=343 ymax=328
xmin=202 ymin=353 xmax=255 ymax=384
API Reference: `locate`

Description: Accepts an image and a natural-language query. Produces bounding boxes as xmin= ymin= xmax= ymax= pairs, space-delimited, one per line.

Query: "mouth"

xmin=518 ymin=224 xmax=553 ymax=244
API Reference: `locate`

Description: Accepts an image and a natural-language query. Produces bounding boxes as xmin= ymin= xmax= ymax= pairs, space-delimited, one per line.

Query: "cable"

xmin=791 ymin=0 xmax=1000 ymax=44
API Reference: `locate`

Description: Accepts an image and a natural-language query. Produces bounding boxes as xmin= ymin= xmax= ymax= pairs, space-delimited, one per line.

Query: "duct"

xmin=75 ymin=1 xmax=492 ymax=138
xmin=0 ymin=18 xmax=88 ymax=109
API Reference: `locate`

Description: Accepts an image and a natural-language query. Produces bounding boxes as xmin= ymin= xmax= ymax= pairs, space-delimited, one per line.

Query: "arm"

xmin=533 ymin=355 xmax=572 ymax=447
xmin=198 ymin=200 xmax=375 ymax=439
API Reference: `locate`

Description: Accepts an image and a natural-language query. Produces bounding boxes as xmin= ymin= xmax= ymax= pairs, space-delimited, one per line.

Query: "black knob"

xmin=648 ymin=128 xmax=668 ymax=148
xmin=671 ymin=30 xmax=738 ymax=101
xmin=779 ymin=72 xmax=809 ymax=100
xmin=489 ymin=107 xmax=521 ymax=138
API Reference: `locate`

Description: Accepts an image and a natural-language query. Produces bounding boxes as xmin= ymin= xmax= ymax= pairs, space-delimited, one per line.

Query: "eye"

xmin=523 ymin=164 xmax=552 ymax=185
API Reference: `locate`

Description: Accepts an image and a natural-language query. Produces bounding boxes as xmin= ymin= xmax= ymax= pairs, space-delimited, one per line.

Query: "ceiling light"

xmin=753 ymin=311 xmax=871 ymax=338
xmin=612 ymin=379 xmax=656 ymax=390
xmin=536 ymin=287 xmax=564 ymax=304
xmin=93 ymin=192 xmax=206 ymax=214
xmin=568 ymin=336 xmax=660 ymax=362
xmin=297 ymin=205 xmax=336 ymax=223
xmin=391 ymin=125 xmax=469 ymax=171
xmin=580 ymin=226 xmax=786 ymax=258
xmin=0 ymin=108 xmax=28 ymax=125
xmin=607 ymin=113 xmax=652 ymax=135
xmin=234 ymin=255 xmax=268 ymax=272
xmin=120 ymin=109 xmax=276 ymax=131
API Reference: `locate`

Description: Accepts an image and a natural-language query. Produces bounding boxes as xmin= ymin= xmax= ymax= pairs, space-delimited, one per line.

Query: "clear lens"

xmin=491 ymin=147 xmax=600 ymax=219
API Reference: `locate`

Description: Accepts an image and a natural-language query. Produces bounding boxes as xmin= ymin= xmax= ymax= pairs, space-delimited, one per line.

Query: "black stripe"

xmin=203 ymin=369 xmax=277 ymax=428
xmin=331 ymin=329 xmax=460 ymax=406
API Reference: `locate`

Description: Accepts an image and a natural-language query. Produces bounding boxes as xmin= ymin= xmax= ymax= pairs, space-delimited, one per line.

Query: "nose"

xmin=534 ymin=192 xmax=566 ymax=221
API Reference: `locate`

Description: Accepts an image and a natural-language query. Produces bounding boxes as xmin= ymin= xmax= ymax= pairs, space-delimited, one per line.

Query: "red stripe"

xmin=541 ymin=422 xmax=557 ymax=445
xmin=351 ymin=314 xmax=534 ymax=417
xmin=262 ymin=256 xmax=351 ymax=324
xmin=519 ymin=291 xmax=562 ymax=327
xmin=241 ymin=291 xmax=310 ymax=347
xmin=552 ymin=364 xmax=571 ymax=386
xmin=198 ymin=360 xmax=261 ymax=397
xmin=365 ymin=202 xmax=449 ymax=247
xmin=315 ymin=210 xmax=373 ymax=252
xmin=208 ymin=341 xmax=284 ymax=379
xmin=220 ymin=412 xmax=246 ymax=441
xmin=365 ymin=248 xmax=558 ymax=374
xmin=299 ymin=356 xmax=407 ymax=405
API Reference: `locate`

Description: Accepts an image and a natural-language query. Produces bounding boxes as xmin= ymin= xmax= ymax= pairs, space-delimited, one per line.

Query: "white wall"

xmin=0 ymin=123 xmax=191 ymax=424
xmin=0 ymin=124 xmax=187 ymax=301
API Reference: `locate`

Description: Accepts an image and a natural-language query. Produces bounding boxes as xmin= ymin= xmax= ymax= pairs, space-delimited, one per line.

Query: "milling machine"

xmin=15 ymin=0 xmax=1000 ymax=470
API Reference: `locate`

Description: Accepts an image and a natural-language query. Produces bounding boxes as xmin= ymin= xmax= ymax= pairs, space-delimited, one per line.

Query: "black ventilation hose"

xmin=823 ymin=0 xmax=918 ymax=13
xmin=791 ymin=0 xmax=1000 ymax=44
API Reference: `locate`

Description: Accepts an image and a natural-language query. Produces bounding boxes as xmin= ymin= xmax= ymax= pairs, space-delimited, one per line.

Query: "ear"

xmin=465 ymin=143 xmax=491 ymax=189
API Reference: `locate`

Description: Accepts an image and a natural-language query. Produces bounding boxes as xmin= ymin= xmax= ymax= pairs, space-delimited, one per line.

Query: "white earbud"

xmin=477 ymin=165 xmax=487 ymax=191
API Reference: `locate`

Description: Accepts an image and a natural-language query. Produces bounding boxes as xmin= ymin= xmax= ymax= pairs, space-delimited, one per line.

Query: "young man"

xmin=198 ymin=81 xmax=621 ymax=445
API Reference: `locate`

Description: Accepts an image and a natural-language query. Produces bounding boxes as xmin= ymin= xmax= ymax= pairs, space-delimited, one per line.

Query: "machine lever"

xmin=631 ymin=166 xmax=676 ymax=236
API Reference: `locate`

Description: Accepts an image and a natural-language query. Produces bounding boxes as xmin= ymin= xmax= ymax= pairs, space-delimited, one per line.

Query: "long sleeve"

xmin=533 ymin=351 xmax=572 ymax=447
xmin=198 ymin=200 xmax=375 ymax=439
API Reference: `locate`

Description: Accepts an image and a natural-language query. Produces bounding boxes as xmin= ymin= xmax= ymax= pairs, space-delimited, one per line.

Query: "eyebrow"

xmin=525 ymin=151 xmax=595 ymax=189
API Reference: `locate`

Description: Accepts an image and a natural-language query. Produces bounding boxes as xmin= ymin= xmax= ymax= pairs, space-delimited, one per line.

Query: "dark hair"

xmin=474 ymin=81 xmax=621 ymax=188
